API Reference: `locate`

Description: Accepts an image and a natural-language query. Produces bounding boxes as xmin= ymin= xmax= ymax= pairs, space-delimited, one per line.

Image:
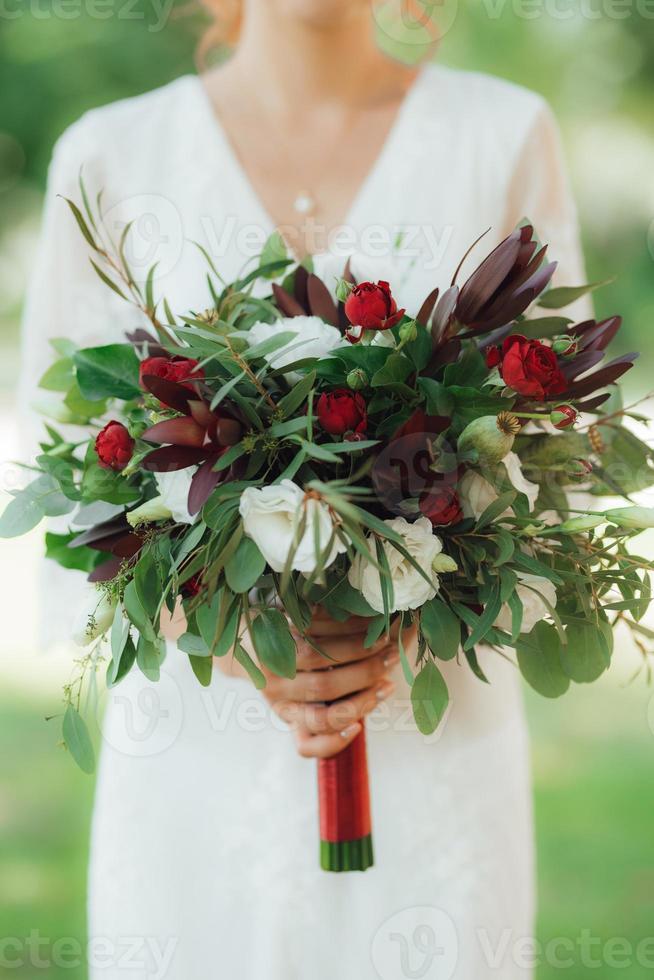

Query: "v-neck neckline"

xmin=190 ymin=68 xmax=427 ymax=259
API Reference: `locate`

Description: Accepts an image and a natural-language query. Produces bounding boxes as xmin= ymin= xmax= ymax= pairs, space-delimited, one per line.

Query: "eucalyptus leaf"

xmin=62 ymin=705 xmax=95 ymax=774
xmin=411 ymin=660 xmax=449 ymax=735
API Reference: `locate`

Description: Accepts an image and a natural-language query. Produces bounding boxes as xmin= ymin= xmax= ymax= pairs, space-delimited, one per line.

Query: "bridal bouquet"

xmin=4 ymin=182 xmax=654 ymax=871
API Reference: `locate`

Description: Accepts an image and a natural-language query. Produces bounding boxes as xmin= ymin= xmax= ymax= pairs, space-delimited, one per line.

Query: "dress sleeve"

xmin=16 ymin=123 xmax=129 ymax=649
xmin=501 ymin=101 xmax=594 ymax=324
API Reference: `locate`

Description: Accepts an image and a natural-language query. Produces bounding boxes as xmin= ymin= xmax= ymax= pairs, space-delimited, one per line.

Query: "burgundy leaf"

xmin=187 ymin=399 xmax=214 ymax=428
xmin=306 ymin=274 xmax=339 ymax=326
xmin=272 ymin=283 xmax=305 ymax=318
xmin=141 ymin=375 xmax=195 ymax=413
xmin=187 ymin=455 xmax=226 ymax=515
xmin=143 ymin=417 xmax=205 ymax=448
xmin=215 ymin=418 xmax=243 ymax=446
xmin=68 ymin=516 xmax=130 ymax=549
xmin=558 ymin=353 xmax=638 ymax=400
xmin=580 ymin=316 xmax=622 ymax=352
xmin=455 ymin=234 xmax=522 ymax=323
xmin=416 ymin=287 xmax=439 ymax=328
xmin=431 ymin=285 xmax=459 ymax=347
xmin=293 ymin=264 xmax=310 ymax=310
xmin=142 ymin=446 xmax=208 ymax=471
xmin=87 ymin=556 xmax=124 ymax=583
xmin=560 ymin=349 xmax=605 ymax=381
xmin=574 ymin=393 xmax=612 ymax=412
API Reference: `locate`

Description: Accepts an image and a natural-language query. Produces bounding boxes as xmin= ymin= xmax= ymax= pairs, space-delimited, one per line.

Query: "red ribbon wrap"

xmin=318 ymin=726 xmax=371 ymax=842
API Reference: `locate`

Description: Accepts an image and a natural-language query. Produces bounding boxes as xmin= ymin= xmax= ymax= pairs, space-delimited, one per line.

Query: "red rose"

xmin=344 ymin=281 xmax=405 ymax=332
xmin=317 ymin=389 xmax=367 ymax=437
xmin=139 ymin=356 xmax=204 ymax=404
xmin=95 ymin=421 xmax=134 ymax=471
xmin=499 ymin=334 xmax=567 ymax=400
xmin=419 ymin=486 xmax=464 ymax=526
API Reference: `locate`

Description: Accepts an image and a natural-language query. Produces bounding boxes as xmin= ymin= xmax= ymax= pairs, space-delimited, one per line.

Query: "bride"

xmin=21 ymin=1 xmax=591 ymax=977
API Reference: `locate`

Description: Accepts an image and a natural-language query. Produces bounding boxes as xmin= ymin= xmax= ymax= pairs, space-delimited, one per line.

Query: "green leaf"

xmin=251 ymin=609 xmax=297 ymax=679
xmin=234 ymin=641 xmax=267 ymax=689
xmin=559 ymin=622 xmax=610 ymax=683
xmin=62 ymin=705 xmax=95 ymax=774
xmin=475 ymin=491 xmax=516 ymax=530
xmin=89 ymin=259 xmax=129 ymax=301
xmin=421 ymin=598 xmax=460 ymax=661
xmin=225 ymin=536 xmax=266 ymax=593
xmin=107 ymin=635 xmax=136 ymax=688
xmin=189 ymin=655 xmax=213 ymax=686
xmin=517 ymin=621 xmax=570 ymax=698
xmin=134 ymin=551 xmax=162 ymax=620
xmin=39 ymin=357 xmax=74 ymax=392
xmin=136 ymin=635 xmax=162 ymax=682
xmin=45 ymin=532 xmax=96 ymax=572
xmin=178 ymin=632 xmax=210 ymax=657
xmin=278 ymin=370 xmax=316 ymax=417
xmin=64 ymin=382 xmax=108 ymax=421
xmin=418 ymin=378 xmax=454 ymax=416
xmin=537 ymin=280 xmax=608 ymax=310
xmin=123 ymin=581 xmax=157 ymax=643
xmin=517 ymin=316 xmax=572 ymax=339
xmin=73 ymin=344 xmax=141 ymax=401
xmin=370 ymin=353 xmax=413 ymax=388
xmin=260 ymin=231 xmax=288 ymax=275
xmin=243 ymin=330 xmax=297 ymax=361
xmin=411 ymin=660 xmax=449 ymax=735
xmin=0 ymin=474 xmax=75 ymax=538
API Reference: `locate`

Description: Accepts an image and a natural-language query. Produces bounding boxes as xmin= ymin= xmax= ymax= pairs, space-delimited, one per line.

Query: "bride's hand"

xmin=217 ymin=608 xmax=413 ymax=759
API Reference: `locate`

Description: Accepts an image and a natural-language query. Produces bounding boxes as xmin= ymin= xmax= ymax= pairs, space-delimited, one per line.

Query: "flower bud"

xmin=346 ymin=368 xmax=368 ymax=391
xmin=335 ymin=278 xmax=354 ymax=303
xmin=458 ymin=415 xmax=515 ymax=466
xmin=551 ymin=336 xmax=578 ymax=357
xmin=570 ymin=458 xmax=593 ymax=480
xmin=126 ymin=494 xmax=173 ymax=527
xmin=432 ymin=554 xmax=458 ymax=573
xmin=550 ymin=405 xmax=578 ymax=429
xmin=559 ymin=515 xmax=604 ymax=533
xmin=605 ymin=506 xmax=654 ymax=530
xmin=398 ymin=320 xmax=418 ymax=344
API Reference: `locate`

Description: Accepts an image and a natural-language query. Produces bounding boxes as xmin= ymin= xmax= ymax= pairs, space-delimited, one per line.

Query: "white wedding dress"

xmin=20 ymin=65 xmax=591 ymax=979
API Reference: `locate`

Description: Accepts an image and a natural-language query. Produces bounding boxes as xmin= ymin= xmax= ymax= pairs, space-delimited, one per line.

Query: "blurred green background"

xmin=0 ymin=1 xmax=653 ymax=977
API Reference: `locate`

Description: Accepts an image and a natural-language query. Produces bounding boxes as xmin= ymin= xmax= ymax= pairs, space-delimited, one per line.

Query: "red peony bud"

xmin=316 ymin=389 xmax=367 ymax=438
xmin=95 ymin=421 xmax=134 ymax=471
xmin=551 ymin=405 xmax=578 ymax=429
xmin=419 ymin=486 xmax=464 ymax=527
xmin=139 ymin=355 xmax=204 ymax=405
xmin=485 ymin=346 xmax=502 ymax=369
xmin=344 ymin=281 xmax=405 ymax=332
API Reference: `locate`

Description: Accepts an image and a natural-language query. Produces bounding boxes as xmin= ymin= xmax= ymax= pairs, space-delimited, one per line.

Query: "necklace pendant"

xmin=293 ymin=191 xmax=316 ymax=216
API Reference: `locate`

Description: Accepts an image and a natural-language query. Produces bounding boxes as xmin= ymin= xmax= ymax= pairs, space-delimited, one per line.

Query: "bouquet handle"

xmin=317 ymin=724 xmax=374 ymax=872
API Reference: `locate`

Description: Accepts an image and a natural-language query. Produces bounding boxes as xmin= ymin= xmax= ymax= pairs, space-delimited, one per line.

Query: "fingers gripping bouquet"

xmin=5 ymin=184 xmax=654 ymax=872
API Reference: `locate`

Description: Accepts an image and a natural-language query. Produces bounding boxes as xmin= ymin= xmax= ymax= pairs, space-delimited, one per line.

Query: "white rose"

xmin=154 ymin=468 xmax=198 ymax=524
xmin=458 ymin=452 xmax=539 ymax=521
xmin=458 ymin=470 xmax=499 ymax=521
xmin=494 ymin=573 xmax=557 ymax=635
xmin=246 ymin=316 xmax=343 ymax=381
xmin=348 ymin=516 xmax=442 ymax=614
xmin=72 ymin=589 xmax=117 ymax=647
xmin=239 ymin=479 xmax=347 ymax=574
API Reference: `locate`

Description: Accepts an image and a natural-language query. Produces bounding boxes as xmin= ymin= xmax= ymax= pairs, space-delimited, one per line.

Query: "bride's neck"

xmin=226 ymin=7 xmax=406 ymax=113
